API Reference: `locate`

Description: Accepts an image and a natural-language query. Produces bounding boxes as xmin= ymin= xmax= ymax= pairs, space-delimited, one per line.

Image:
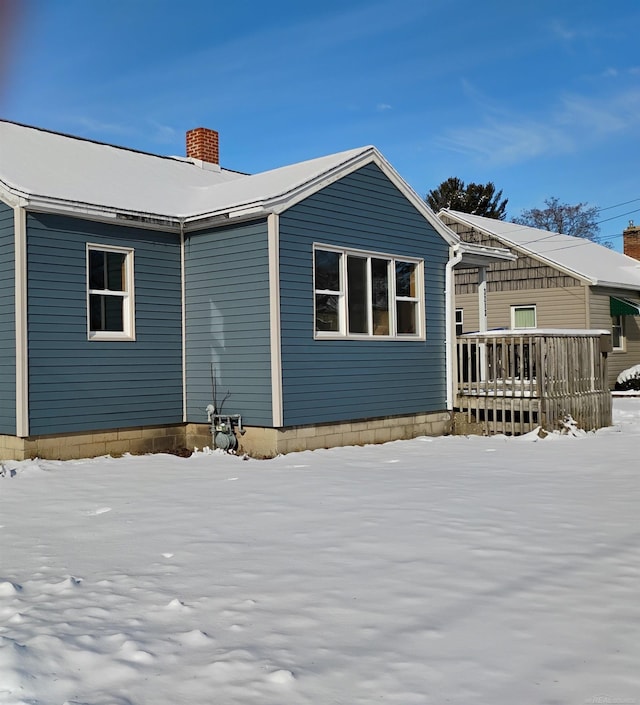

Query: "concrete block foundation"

xmin=189 ymin=410 xmax=452 ymax=458
xmin=0 ymin=410 xmax=452 ymax=461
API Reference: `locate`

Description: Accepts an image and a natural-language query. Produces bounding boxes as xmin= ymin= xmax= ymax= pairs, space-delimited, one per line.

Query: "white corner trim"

xmin=584 ymin=282 xmax=591 ymax=328
xmin=268 ymin=213 xmax=283 ymax=427
xmin=445 ymin=247 xmax=463 ymax=411
xmin=0 ymin=183 xmax=23 ymax=208
xmin=180 ymin=222 xmax=187 ymax=423
xmin=14 ymin=206 xmax=29 ymax=437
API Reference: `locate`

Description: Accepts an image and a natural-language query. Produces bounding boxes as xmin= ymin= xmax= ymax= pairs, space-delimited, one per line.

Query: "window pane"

xmin=89 ymin=293 xmax=103 ymax=331
xmin=90 ymin=294 xmax=124 ymax=332
xmin=371 ymin=258 xmax=389 ymax=335
xmin=315 ymin=294 xmax=340 ymax=332
xmin=455 ymin=309 xmax=463 ymax=336
xmin=315 ymin=250 xmax=341 ymax=291
xmin=347 ymin=256 xmax=368 ymax=334
xmin=612 ymin=315 xmax=623 ymax=348
xmin=395 ymin=261 xmax=416 ymax=297
xmin=397 ymin=301 xmax=417 ymax=334
xmin=514 ymin=307 xmax=536 ymax=328
xmin=106 ymin=252 xmax=126 ymax=291
xmin=89 ymin=250 xmax=105 ymax=290
xmin=104 ymin=296 xmax=124 ymax=331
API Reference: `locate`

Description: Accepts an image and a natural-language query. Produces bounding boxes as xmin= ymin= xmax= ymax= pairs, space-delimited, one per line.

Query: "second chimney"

xmin=623 ymin=222 xmax=640 ymax=261
xmin=186 ymin=127 xmax=219 ymax=165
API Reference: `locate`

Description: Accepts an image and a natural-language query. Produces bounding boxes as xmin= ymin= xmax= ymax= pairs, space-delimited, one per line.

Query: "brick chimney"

xmin=186 ymin=127 xmax=219 ymax=165
xmin=623 ymin=221 xmax=640 ymax=261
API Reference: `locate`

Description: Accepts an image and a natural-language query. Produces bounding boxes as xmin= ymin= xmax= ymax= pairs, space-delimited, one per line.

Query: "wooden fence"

xmin=455 ymin=330 xmax=612 ymax=435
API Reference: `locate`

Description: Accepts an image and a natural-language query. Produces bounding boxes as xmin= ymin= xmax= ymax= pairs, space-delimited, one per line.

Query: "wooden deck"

xmin=455 ymin=330 xmax=612 ymax=435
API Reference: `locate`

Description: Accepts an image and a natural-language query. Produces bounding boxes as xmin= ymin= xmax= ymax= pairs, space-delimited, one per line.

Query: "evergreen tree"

xmin=426 ymin=177 xmax=508 ymax=220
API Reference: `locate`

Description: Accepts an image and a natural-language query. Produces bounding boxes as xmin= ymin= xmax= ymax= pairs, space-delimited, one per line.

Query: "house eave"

xmin=453 ymin=241 xmax=516 ymax=268
xmin=0 ymin=180 xmax=182 ymax=231
xmin=1 ymin=147 xmax=465 ymax=245
xmin=181 ymin=148 xmax=461 ymax=246
xmin=440 ymin=209 xmax=594 ymax=285
xmin=592 ymin=279 xmax=640 ymax=294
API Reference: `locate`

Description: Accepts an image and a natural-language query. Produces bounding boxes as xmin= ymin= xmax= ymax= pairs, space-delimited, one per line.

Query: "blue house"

xmin=0 ymin=121 xmax=501 ymax=459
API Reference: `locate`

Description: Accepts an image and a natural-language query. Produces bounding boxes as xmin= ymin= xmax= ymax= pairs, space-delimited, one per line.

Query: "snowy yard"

xmin=2 ymin=399 xmax=640 ymax=705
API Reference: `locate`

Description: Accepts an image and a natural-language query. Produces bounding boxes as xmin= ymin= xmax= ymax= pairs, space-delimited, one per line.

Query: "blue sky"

xmin=2 ymin=0 xmax=640 ymax=249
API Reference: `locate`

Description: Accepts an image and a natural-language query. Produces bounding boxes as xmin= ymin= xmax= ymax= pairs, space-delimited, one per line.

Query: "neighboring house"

xmin=0 ymin=120 xmax=503 ymax=460
xmin=439 ymin=209 xmax=640 ymax=389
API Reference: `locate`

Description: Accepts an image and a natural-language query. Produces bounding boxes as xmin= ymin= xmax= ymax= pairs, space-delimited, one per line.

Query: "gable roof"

xmin=441 ymin=209 xmax=640 ymax=292
xmin=0 ymin=120 xmax=457 ymax=243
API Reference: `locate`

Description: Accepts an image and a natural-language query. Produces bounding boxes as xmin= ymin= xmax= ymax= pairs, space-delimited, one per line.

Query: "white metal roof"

xmin=442 ymin=209 xmax=640 ymax=292
xmin=0 ymin=121 xmax=244 ymax=217
xmin=0 ymin=121 xmax=457 ymax=245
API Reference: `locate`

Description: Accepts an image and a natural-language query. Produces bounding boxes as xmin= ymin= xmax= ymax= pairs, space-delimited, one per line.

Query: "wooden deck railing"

xmin=455 ymin=330 xmax=612 ymax=435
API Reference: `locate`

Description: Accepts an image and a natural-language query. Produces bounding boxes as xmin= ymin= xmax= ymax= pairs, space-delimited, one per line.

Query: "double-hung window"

xmin=611 ymin=314 xmax=625 ymax=351
xmin=87 ymin=244 xmax=135 ymax=341
xmin=455 ymin=308 xmax=464 ymax=336
xmin=314 ymin=245 xmax=424 ymax=339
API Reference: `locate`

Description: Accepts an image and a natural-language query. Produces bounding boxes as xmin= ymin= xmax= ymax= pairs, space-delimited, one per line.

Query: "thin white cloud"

xmin=549 ymin=19 xmax=577 ymax=41
xmin=147 ymin=121 xmax=180 ymax=145
xmin=548 ymin=18 xmax=597 ymax=42
xmin=376 ymin=103 xmax=392 ymax=112
xmin=69 ymin=116 xmax=133 ymax=137
xmin=438 ymin=120 xmax=570 ymax=165
xmin=557 ymin=95 xmax=628 ymax=133
xmin=64 ymin=116 xmax=181 ymax=150
xmin=436 ymin=86 xmax=640 ymax=167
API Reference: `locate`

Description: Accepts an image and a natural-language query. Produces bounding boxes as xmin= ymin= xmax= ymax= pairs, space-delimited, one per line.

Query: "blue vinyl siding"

xmin=27 ymin=214 xmax=182 ymax=434
xmin=185 ymin=220 xmax=272 ymax=426
xmin=0 ymin=200 xmax=15 ymax=434
xmin=279 ymin=162 xmax=449 ymax=426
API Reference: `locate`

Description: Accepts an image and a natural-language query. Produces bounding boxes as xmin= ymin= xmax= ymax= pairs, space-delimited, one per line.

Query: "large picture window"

xmin=314 ymin=245 xmax=424 ymax=339
xmin=87 ymin=244 xmax=135 ymax=340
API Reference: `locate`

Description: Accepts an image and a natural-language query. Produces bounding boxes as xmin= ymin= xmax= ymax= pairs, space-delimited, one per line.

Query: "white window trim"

xmin=86 ymin=243 xmax=136 ymax=341
xmin=313 ymin=244 xmax=425 ymax=340
xmin=611 ymin=314 xmax=625 ymax=352
xmin=510 ymin=304 xmax=537 ymax=330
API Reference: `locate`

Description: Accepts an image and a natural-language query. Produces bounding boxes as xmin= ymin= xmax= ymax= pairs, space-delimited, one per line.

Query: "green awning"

xmin=610 ymin=296 xmax=640 ymax=316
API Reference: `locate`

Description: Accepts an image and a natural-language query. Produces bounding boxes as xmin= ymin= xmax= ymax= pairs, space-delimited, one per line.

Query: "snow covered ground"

xmin=2 ymin=399 xmax=640 ymax=705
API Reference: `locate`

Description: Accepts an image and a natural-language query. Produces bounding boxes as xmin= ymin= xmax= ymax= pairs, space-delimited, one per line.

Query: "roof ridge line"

xmin=0 ymin=118 xmax=188 ymax=164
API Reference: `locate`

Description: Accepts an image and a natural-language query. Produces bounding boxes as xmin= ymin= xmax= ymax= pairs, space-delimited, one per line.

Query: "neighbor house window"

xmin=313 ymin=245 xmax=424 ymax=339
xmin=511 ymin=305 xmax=536 ymax=329
xmin=87 ymin=244 xmax=135 ymax=340
xmin=611 ymin=315 xmax=625 ymax=351
xmin=455 ymin=308 xmax=464 ymax=336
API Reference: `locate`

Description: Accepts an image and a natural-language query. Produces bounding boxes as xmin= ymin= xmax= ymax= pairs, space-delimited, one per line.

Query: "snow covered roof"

xmin=0 ymin=121 xmax=456 ymax=243
xmin=442 ymin=210 xmax=640 ymax=292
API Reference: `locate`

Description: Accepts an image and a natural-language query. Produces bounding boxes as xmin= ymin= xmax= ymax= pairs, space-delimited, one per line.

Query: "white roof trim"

xmin=453 ymin=240 xmax=516 ymax=266
xmin=0 ymin=121 xmax=458 ymax=245
xmin=441 ymin=209 xmax=640 ymax=292
xmin=182 ymin=148 xmax=459 ymax=244
xmin=369 ymin=151 xmax=459 ymax=246
xmin=440 ymin=209 xmax=595 ymax=285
